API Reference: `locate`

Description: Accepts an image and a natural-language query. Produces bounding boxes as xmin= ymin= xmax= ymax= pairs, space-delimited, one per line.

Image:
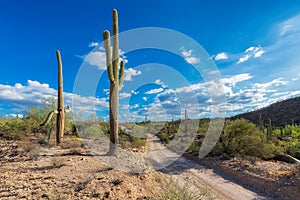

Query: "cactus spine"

xmin=103 ymin=9 xmax=125 ymax=155
xmin=56 ymin=50 xmax=64 ymax=144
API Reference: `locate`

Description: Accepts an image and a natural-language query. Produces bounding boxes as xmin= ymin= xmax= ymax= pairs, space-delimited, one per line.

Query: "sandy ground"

xmin=1 ymin=133 xmax=298 ymax=199
xmin=146 ymin=133 xmax=268 ymax=200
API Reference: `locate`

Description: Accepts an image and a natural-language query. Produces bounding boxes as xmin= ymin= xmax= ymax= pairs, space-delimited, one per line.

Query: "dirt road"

xmin=146 ymin=133 xmax=269 ymax=200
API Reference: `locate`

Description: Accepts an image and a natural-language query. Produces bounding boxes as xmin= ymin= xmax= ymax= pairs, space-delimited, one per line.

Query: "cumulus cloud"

xmin=181 ymin=49 xmax=192 ymax=57
xmin=142 ymin=97 xmax=147 ymax=101
xmin=124 ymin=68 xmax=142 ymax=81
xmin=84 ymin=46 xmax=128 ymax=70
xmin=253 ymin=78 xmax=289 ymax=90
xmin=84 ymin=48 xmax=107 ymax=70
xmin=237 ymin=46 xmax=264 ymax=64
xmin=221 ymin=73 xmax=252 ymax=86
xmin=180 ymin=47 xmax=200 ymax=64
xmin=185 ymin=57 xmax=200 ymax=64
xmin=119 ymin=92 xmax=131 ymax=99
xmin=0 ymin=80 xmax=108 ymax=116
xmin=214 ymin=53 xmax=228 ymax=60
xmin=145 ymin=88 xmax=164 ymax=95
xmin=155 ymin=79 xmax=167 ymax=88
xmin=88 ymin=41 xmax=99 ymax=47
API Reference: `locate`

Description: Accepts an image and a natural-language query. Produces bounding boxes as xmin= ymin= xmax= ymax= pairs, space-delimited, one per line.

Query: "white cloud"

xmin=181 ymin=49 xmax=192 ymax=57
xmin=185 ymin=57 xmax=200 ymax=64
xmin=124 ymin=68 xmax=142 ymax=81
xmin=145 ymin=88 xmax=164 ymax=94
xmin=245 ymin=46 xmax=255 ymax=53
xmin=130 ymin=104 xmax=139 ymax=109
xmin=85 ymin=50 xmax=107 ymax=70
xmin=0 ymin=80 xmax=108 ymax=116
xmin=131 ymin=90 xmax=139 ymax=95
xmin=254 ymin=50 xmax=264 ymax=58
xmin=253 ymin=78 xmax=289 ymax=89
xmin=180 ymin=47 xmax=200 ymax=64
xmin=292 ymin=74 xmax=300 ymax=81
xmin=237 ymin=54 xmax=250 ymax=64
xmin=88 ymin=41 xmax=99 ymax=47
xmin=142 ymin=97 xmax=147 ymax=101
xmin=119 ymin=92 xmax=131 ymax=99
xmin=155 ymin=79 xmax=167 ymax=88
xmin=237 ymin=46 xmax=264 ymax=64
xmin=221 ymin=73 xmax=252 ymax=86
xmin=175 ymin=83 xmax=204 ymax=94
xmin=84 ymin=47 xmax=128 ymax=70
xmin=214 ymin=53 xmax=228 ymax=60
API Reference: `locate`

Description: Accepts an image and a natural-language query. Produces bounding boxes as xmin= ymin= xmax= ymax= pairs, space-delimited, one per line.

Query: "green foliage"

xmin=0 ymin=97 xmax=73 ymax=140
xmin=0 ymin=118 xmax=25 ymax=140
xmin=220 ymin=119 xmax=265 ymax=157
xmin=119 ymin=126 xmax=147 ymax=149
xmin=204 ymin=119 xmax=279 ymax=159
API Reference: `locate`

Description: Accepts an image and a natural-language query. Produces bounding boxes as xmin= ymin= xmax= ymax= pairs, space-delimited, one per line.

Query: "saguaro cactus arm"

xmin=40 ymin=110 xmax=58 ymax=126
xmin=103 ymin=30 xmax=114 ymax=82
xmin=40 ymin=105 xmax=71 ymax=127
xmin=112 ymin=9 xmax=119 ymax=81
xmin=119 ymin=61 xmax=124 ymax=89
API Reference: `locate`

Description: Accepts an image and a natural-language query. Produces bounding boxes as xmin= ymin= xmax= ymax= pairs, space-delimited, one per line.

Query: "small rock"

xmin=104 ymin=191 xmax=110 ymax=198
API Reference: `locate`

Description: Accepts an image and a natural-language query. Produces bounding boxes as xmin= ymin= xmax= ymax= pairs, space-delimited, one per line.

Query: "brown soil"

xmin=184 ymin=154 xmax=300 ymax=200
xmin=0 ymin=136 xmax=164 ymax=200
xmin=2 ymin=134 xmax=299 ymax=200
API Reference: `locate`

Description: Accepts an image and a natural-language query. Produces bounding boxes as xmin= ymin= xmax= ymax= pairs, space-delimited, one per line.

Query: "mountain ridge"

xmin=230 ymin=96 xmax=300 ymax=127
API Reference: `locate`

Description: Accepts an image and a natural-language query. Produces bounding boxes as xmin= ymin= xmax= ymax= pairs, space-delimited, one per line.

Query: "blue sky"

xmin=1 ymin=0 xmax=300 ymax=121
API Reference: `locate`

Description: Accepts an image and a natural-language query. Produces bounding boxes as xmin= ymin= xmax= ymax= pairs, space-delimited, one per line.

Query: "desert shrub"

xmin=214 ymin=119 xmax=275 ymax=158
xmin=119 ymin=129 xmax=147 ymax=149
xmin=157 ymin=177 xmax=212 ymax=200
xmin=60 ymin=137 xmax=83 ymax=149
xmin=0 ymin=118 xmax=25 ymax=140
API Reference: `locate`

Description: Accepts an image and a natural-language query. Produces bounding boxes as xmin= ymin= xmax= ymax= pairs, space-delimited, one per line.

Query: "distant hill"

xmin=230 ymin=96 xmax=300 ymax=127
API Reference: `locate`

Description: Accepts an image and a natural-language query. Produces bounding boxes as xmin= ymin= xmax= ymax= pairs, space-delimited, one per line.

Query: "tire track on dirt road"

xmin=146 ymin=133 xmax=269 ymax=200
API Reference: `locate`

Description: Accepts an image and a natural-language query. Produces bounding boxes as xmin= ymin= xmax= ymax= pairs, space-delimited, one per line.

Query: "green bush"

xmin=219 ymin=119 xmax=265 ymax=157
xmin=205 ymin=119 xmax=278 ymax=159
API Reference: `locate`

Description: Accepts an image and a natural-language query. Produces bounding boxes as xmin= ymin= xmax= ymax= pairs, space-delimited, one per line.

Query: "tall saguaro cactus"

xmin=56 ymin=50 xmax=64 ymax=144
xmin=103 ymin=9 xmax=125 ymax=154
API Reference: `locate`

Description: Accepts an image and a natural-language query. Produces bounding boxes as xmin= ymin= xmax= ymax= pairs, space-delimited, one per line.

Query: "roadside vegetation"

xmin=0 ymin=97 xmax=147 ymax=151
xmin=156 ymin=117 xmax=300 ymax=160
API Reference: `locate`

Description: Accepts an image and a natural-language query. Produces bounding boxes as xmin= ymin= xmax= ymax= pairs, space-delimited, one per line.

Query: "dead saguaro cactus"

xmin=103 ymin=9 xmax=125 ymax=155
xmin=40 ymin=105 xmax=71 ymax=141
xmin=40 ymin=51 xmax=70 ymax=144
